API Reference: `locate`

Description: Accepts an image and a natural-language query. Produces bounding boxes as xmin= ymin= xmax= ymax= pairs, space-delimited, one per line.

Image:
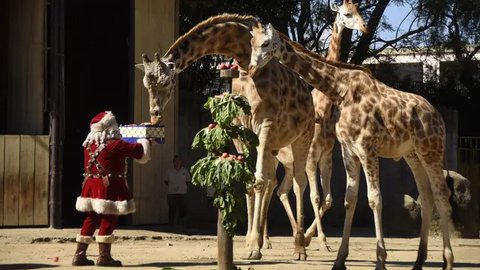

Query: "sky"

xmin=379 ymin=2 xmax=415 ymax=41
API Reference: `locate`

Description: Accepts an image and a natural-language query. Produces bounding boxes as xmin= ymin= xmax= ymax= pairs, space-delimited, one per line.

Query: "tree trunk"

xmin=217 ymin=209 xmax=233 ymax=270
xmin=350 ymin=0 xmax=391 ymax=64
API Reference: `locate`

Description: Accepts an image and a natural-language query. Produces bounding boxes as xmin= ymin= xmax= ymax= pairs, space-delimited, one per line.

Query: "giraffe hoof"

xmin=247 ymin=250 xmax=262 ymax=260
xmin=293 ymin=251 xmax=307 ymax=261
xmin=299 ymin=253 xmax=307 ymax=261
xmin=262 ymin=239 xmax=272 ymax=249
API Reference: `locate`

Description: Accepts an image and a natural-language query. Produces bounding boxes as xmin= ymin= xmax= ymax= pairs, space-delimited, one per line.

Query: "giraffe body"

xmin=249 ymin=24 xmax=454 ymax=270
xmin=276 ymin=0 xmax=368 ymax=246
xmin=136 ymin=14 xmax=318 ymax=260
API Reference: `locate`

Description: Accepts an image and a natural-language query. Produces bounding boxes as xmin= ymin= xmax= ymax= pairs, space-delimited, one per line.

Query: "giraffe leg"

xmin=418 ymin=154 xmax=454 ymax=270
xmin=245 ymin=188 xmax=255 ymax=249
xmin=291 ymin=143 xmax=310 ymax=261
xmin=333 ymin=146 xmax=361 ymax=270
xmin=404 ymin=152 xmax=434 ymax=270
xmin=304 ymin=149 xmax=327 ymax=251
xmin=359 ymin=155 xmax=387 ymax=270
xmin=245 ymin=180 xmax=265 ymax=260
xmin=261 ymin=174 xmax=278 ymax=249
xmin=245 ymin=121 xmax=276 ymax=260
xmin=276 ymin=161 xmax=297 ymax=234
xmin=317 ymin=149 xmax=334 ymax=251
xmin=304 ymin=147 xmax=334 ymax=251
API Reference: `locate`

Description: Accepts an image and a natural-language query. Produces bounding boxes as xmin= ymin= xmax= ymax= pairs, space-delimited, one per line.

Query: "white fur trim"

xmin=76 ymin=234 xmax=93 ymax=244
xmin=76 ymin=196 xmax=136 ymax=215
xmin=135 ymin=138 xmax=151 ymax=164
xmin=91 ymin=111 xmax=117 ymax=132
xmin=95 ymin=235 xmax=116 ymax=243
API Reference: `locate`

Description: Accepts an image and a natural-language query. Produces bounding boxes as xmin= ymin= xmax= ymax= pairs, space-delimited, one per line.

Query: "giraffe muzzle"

xmin=150 ymin=115 xmax=162 ymax=125
xmin=248 ymin=65 xmax=259 ymax=77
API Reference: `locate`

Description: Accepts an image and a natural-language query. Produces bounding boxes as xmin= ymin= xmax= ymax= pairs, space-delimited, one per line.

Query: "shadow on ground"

xmin=131 ymin=260 xmax=292 ymax=268
xmin=0 ymin=264 xmax=59 ymax=270
xmin=320 ymin=259 xmax=480 ymax=269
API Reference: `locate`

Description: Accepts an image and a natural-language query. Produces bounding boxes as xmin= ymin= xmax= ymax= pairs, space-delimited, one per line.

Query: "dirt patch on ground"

xmin=0 ymin=228 xmax=479 ymax=270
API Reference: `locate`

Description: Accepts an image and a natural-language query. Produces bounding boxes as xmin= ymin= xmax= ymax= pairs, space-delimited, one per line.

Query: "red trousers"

xmin=80 ymin=212 xmax=118 ymax=236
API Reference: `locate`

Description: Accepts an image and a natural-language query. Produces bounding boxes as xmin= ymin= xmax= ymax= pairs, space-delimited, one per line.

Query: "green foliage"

xmin=204 ymin=94 xmax=251 ymax=127
xmin=192 ymin=126 xmax=231 ymax=155
xmin=190 ymin=93 xmax=258 ymax=236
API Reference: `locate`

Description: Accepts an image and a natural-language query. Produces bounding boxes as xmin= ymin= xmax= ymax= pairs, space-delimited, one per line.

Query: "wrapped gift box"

xmin=119 ymin=124 xmax=165 ymax=144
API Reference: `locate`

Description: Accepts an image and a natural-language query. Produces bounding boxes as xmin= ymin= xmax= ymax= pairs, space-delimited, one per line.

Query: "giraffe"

xmin=248 ymin=23 xmax=454 ymax=270
xmin=275 ymin=0 xmax=368 ymax=248
xmin=135 ymin=14 xmax=318 ymax=260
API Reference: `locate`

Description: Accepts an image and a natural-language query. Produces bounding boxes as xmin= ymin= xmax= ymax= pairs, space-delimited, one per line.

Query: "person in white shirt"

xmin=164 ymin=155 xmax=191 ymax=231
xmin=205 ymin=186 xmax=216 ymax=227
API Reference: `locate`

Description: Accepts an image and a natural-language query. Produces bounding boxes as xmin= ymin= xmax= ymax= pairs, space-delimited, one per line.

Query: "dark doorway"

xmin=63 ymin=0 xmax=132 ymax=226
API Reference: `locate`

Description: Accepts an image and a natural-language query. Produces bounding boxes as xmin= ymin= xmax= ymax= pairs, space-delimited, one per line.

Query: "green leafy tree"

xmin=190 ymin=94 xmax=259 ymax=236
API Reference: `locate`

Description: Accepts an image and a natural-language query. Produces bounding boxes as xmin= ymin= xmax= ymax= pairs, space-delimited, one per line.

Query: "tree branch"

xmin=351 ymin=0 xmax=391 ymax=64
xmin=369 ymin=22 xmax=435 ymax=57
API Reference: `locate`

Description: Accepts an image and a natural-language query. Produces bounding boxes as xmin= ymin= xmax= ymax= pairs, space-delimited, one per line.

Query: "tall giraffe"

xmin=136 ymin=14 xmax=318 ymax=260
xmin=249 ymin=24 xmax=454 ymax=270
xmin=275 ymin=0 xmax=368 ymax=248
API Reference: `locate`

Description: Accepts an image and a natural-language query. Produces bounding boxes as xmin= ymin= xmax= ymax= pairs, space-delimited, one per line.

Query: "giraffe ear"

xmin=154 ymin=52 xmax=161 ymax=62
xmin=330 ymin=3 xmax=340 ymax=12
xmin=142 ymin=53 xmax=150 ymax=63
xmin=135 ymin=64 xmax=145 ymax=72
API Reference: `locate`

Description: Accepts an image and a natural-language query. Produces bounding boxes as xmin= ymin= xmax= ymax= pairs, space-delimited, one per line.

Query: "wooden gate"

xmin=0 ymin=135 xmax=49 ymax=226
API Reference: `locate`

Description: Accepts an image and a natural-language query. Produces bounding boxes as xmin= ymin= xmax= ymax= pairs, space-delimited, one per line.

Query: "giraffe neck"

xmin=326 ymin=23 xmax=343 ymax=61
xmin=276 ymin=33 xmax=365 ymax=100
xmin=163 ymin=15 xmax=257 ymax=72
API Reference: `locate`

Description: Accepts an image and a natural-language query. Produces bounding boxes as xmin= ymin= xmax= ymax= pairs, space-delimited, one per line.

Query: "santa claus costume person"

xmin=72 ymin=111 xmax=151 ymax=267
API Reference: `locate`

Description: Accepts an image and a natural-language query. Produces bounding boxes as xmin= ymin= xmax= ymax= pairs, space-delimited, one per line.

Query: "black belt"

xmin=82 ymin=173 xmax=127 ymax=178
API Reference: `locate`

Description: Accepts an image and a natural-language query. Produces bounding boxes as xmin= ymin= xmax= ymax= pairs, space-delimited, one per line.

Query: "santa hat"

xmin=90 ymin=111 xmax=117 ymax=132
xmin=83 ymin=111 xmax=121 ymax=147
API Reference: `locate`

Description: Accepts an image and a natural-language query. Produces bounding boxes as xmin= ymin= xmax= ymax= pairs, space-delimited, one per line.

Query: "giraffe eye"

xmin=261 ymin=41 xmax=270 ymax=47
xmin=345 ymin=13 xmax=352 ymax=18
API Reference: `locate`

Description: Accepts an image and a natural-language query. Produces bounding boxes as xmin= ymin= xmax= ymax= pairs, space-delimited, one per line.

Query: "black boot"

xmin=96 ymin=243 xmax=122 ymax=267
xmin=72 ymin=242 xmax=95 ymax=266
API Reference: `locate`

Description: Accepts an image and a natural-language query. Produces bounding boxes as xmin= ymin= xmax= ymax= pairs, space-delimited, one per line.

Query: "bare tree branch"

xmin=370 ymin=22 xmax=436 ymax=56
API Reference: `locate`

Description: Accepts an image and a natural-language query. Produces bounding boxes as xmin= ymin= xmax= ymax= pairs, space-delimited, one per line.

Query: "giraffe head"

xmin=135 ymin=52 xmax=176 ymax=125
xmin=248 ymin=23 xmax=281 ymax=77
xmin=331 ymin=0 xmax=368 ymax=33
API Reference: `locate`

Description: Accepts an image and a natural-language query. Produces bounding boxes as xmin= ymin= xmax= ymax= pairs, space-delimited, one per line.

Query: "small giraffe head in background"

xmin=330 ymin=0 xmax=368 ymax=33
xmin=135 ymin=53 xmax=176 ymax=125
xmin=248 ymin=23 xmax=281 ymax=76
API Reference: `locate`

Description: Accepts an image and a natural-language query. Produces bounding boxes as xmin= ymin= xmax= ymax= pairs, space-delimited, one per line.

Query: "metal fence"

xmin=458 ymin=136 xmax=480 ymax=164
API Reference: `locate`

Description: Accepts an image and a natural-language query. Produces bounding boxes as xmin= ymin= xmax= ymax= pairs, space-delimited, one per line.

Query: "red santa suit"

xmin=72 ymin=111 xmax=151 ymax=267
